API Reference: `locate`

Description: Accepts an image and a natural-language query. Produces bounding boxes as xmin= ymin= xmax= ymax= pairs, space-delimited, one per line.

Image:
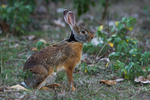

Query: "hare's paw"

xmin=72 ymin=86 xmax=76 ymax=91
xmin=40 ymin=87 xmax=51 ymax=91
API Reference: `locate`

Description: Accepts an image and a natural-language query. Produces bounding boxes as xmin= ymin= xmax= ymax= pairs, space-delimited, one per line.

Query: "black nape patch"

xmin=66 ymin=31 xmax=78 ymax=42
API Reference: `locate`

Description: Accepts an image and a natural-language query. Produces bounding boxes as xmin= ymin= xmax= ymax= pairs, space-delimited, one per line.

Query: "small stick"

xmin=60 ymin=81 xmax=68 ymax=90
xmin=92 ymin=42 xmax=108 ymax=64
xmin=10 ymin=58 xmax=25 ymax=61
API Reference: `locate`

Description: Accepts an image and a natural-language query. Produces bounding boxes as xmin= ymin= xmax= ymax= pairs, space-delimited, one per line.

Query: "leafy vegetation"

xmin=0 ymin=1 xmax=33 ymax=34
xmin=73 ymin=0 xmax=95 ymax=16
xmin=83 ymin=17 xmax=150 ymax=80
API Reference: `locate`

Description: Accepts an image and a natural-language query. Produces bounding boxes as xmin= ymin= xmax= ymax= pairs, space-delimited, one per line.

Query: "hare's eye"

xmin=81 ymin=30 xmax=85 ymax=34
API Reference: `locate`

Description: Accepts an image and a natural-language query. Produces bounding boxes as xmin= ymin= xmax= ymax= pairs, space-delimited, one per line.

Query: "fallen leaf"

xmin=115 ymin=78 xmax=124 ymax=82
xmin=134 ymin=76 xmax=150 ymax=83
xmin=32 ymin=47 xmax=38 ymax=51
xmin=39 ymin=39 xmax=47 ymax=44
xmin=134 ymin=76 xmax=145 ymax=82
xmin=147 ymin=75 xmax=150 ymax=80
xmin=100 ymin=80 xmax=116 ymax=85
xmin=10 ymin=84 xmax=30 ymax=91
xmin=28 ymin=35 xmax=36 ymax=40
xmin=141 ymin=80 xmax=150 ymax=84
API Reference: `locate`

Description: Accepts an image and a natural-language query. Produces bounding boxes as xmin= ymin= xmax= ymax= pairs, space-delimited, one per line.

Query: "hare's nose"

xmin=91 ymin=36 xmax=93 ymax=39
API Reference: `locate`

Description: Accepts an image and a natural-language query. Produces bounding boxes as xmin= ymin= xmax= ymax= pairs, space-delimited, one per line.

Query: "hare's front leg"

xmin=65 ymin=66 xmax=75 ymax=91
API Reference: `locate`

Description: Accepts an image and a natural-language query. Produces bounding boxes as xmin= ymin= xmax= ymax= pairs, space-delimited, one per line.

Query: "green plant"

xmin=140 ymin=52 xmax=150 ymax=66
xmin=36 ymin=41 xmax=45 ymax=51
xmin=0 ymin=1 xmax=33 ymax=34
xmin=79 ymin=62 xmax=100 ymax=75
xmin=17 ymin=70 xmax=33 ymax=79
xmin=84 ymin=17 xmax=150 ymax=80
xmin=109 ymin=17 xmax=150 ymax=79
xmin=83 ymin=26 xmax=109 ymax=55
xmin=73 ymin=0 xmax=95 ymax=16
xmin=73 ymin=0 xmax=109 ymax=17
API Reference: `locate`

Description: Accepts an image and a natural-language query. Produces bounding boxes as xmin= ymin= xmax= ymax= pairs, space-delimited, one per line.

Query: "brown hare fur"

xmin=23 ymin=9 xmax=93 ymax=91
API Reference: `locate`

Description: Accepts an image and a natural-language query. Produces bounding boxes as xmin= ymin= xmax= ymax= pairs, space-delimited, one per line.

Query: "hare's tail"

xmin=20 ymin=81 xmax=28 ymax=88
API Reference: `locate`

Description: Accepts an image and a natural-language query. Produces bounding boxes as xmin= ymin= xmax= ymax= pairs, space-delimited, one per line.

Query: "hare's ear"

xmin=63 ymin=9 xmax=69 ymax=24
xmin=67 ymin=11 xmax=76 ymax=27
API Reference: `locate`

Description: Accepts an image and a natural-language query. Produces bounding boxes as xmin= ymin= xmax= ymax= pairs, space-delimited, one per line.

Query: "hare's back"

xmin=24 ymin=42 xmax=72 ymax=71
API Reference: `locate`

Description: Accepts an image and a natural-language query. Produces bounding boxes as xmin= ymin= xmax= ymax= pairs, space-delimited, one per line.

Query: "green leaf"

xmin=111 ymin=25 xmax=115 ymax=32
xmin=122 ymin=17 xmax=127 ymax=22
xmin=107 ymin=38 xmax=112 ymax=42
xmin=36 ymin=41 xmax=44 ymax=50
xmin=145 ymin=67 xmax=150 ymax=72
xmin=114 ymin=60 xmax=124 ymax=70
xmin=109 ymin=52 xmax=120 ymax=61
xmin=116 ymin=23 xmax=123 ymax=30
xmin=126 ymin=62 xmax=134 ymax=72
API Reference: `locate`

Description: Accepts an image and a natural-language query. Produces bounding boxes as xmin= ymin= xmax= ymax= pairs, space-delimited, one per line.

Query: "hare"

xmin=23 ymin=9 xmax=93 ymax=91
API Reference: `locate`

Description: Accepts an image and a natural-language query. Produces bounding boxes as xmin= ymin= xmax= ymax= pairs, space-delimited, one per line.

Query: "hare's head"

xmin=63 ymin=9 xmax=93 ymax=43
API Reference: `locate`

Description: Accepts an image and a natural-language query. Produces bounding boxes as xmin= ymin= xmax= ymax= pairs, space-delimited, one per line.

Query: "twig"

xmin=60 ymin=81 xmax=68 ymax=90
xmin=3 ymin=90 xmax=20 ymax=92
xmin=14 ymin=40 xmax=26 ymax=45
xmin=10 ymin=58 xmax=25 ymax=61
xmin=3 ymin=74 xmax=7 ymax=94
xmin=92 ymin=42 xmax=108 ymax=64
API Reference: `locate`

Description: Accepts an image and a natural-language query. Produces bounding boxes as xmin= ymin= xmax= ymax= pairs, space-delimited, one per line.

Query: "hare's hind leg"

xmin=24 ymin=65 xmax=48 ymax=88
xmin=24 ymin=73 xmax=47 ymax=88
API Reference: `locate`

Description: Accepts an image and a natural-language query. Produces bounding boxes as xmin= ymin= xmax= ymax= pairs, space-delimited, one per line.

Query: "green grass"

xmin=0 ymin=31 xmax=150 ymax=100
